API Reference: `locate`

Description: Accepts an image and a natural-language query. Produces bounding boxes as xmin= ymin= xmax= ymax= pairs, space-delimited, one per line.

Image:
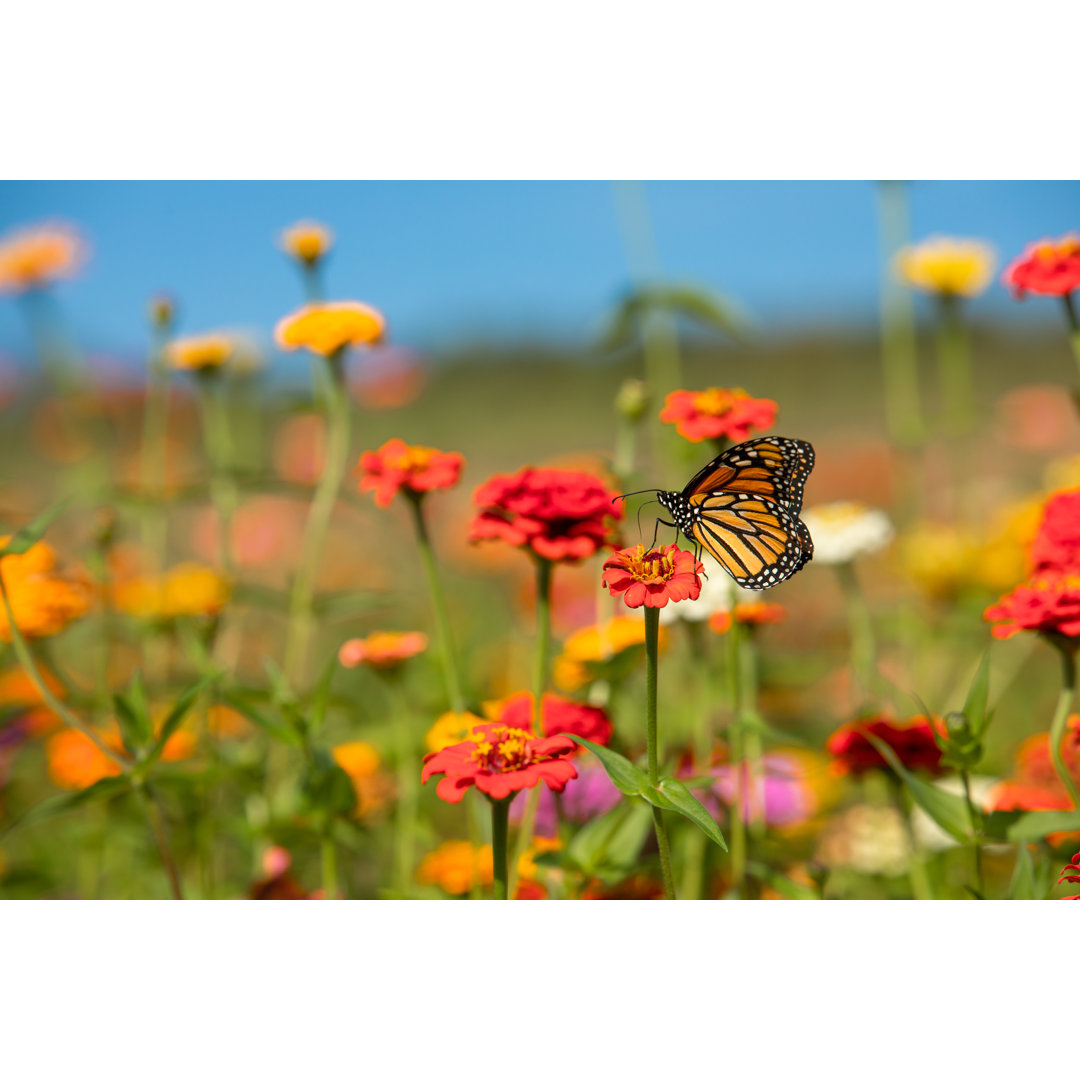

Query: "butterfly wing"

xmin=681 ymin=436 xmax=815 ymax=515
xmin=687 ymin=490 xmax=814 ymax=590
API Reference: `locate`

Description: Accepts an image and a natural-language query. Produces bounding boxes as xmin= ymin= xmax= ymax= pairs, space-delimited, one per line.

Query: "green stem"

xmin=140 ymin=324 xmax=171 ymax=572
xmin=727 ymin=616 xmax=747 ymax=894
xmin=0 ymin=572 xmax=127 ymax=768
xmin=507 ymin=557 xmax=553 ymax=898
xmin=961 ymin=768 xmax=985 ymax=897
xmin=936 ymin=293 xmax=975 ymax=440
xmin=136 ymin=783 xmax=184 ymax=900
xmin=197 ymin=374 xmax=238 ymax=579
xmin=1050 ymin=644 xmax=1080 ymax=809
xmin=1063 ymin=292 xmax=1080 ymax=381
xmin=738 ymin=627 xmax=766 ymax=842
xmin=391 ymin=679 xmax=419 ymax=897
xmin=876 ymin=180 xmax=925 ymax=448
xmin=407 ymin=494 xmax=465 ymax=713
xmin=835 ymin=561 xmax=876 ymax=702
xmin=283 ymin=351 xmax=350 ymax=690
xmin=491 ymin=798 xmax=511 ymax=900
xmin=645 ymin=605 xmax=675 ymax=899
xmin=321 ymin=833 xmax=339 ymax=900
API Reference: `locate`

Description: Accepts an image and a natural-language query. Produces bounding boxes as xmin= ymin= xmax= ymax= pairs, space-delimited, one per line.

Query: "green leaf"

xmin=601 ymin=284 xmax=749 ymax=353
xmin=1009 ymin=842 xmax=1037 ymax=900
xmin=301 ymin=750 xmax=357 ymax=819
xmin=864 ymin=732 xmax=975 ymax=844
xmin=567 ymin=800 xmax=654 ymax=876
xmin=984 ymin=809 xmax=1080 ymax=843
xmin=113 ymin=672 xmax=153 ymax=754
xmin=307 ymin=657 xmax=338 ymax=733
xmin=0 ymin=498 xmax=72 ymax=558
xmin=219 ymin=691 xmax=303 ymax=746
xmin=654 ymin=777 xmax=728 ymax=851
xmin=141 ymin=675 xmax=219 ymax=770
xmin=565 ymin=735 xmax=649 ymax=796
xmin=4 ymin=775 xmax=131 ymax=833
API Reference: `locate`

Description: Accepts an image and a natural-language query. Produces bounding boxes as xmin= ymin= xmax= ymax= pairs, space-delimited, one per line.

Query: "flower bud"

xmin=615 ymin=378 xmax=649 ymax=421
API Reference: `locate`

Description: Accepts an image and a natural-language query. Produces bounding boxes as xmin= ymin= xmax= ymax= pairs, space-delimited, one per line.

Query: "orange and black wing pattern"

xmin=681 ymin=436 xmax=814 ymax=514
xmin=667 ymin=437 xmax=815 ymax=590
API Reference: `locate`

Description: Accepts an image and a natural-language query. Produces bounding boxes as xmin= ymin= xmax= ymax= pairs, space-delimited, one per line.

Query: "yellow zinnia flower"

xmin=165 ymin=333 xmax=234 ymax=372
xmin=279 ymin=220 xmax=334 ymax=265
xmin=0 ymin=222 xmax=87 ymax=294
xmin=895 ymin=236 xmax=996 ymax=298
xmin=275 ymin=301 xmax=386 ymax=357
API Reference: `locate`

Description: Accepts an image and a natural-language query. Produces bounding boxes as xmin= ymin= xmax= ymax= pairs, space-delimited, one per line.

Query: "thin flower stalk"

xmin=644 ymin=605 xmax=676 ymax=899
xmin=391 ymin=679 xmax=420 ymax=897
xmin=507 ymin=556 xmax=553 ymax=897
xmin=1065 ymin=293 xmax=1080 ymax=382
xmin=406 ymin=493 xmax=465 ymax=713
xmin=283 ymin=349 xmax=351 ymax=689
xmin=936 ymin=293 xmax=975 ymax=439
xmin=491 ymin=798 xmax=511 ymax=900
xmin=196 ymin=373 xmax=238 ymax=579
xmin=959 ymin=767 xmax=986 ymax=897
xmin=135 ymin=782 xmax=185 ymax=900
xmin=835 ymin=561 xmax=876 ymax=701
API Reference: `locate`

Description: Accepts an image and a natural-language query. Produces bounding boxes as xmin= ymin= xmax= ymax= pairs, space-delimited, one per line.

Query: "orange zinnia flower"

xmin=602 ymin=543 xmax=703 ymax=609
xmin=165 ymin=334 xmax=233 ymax=372
xmin=111 ymin=563 xmax=229 ymax=619
xmin=0 ymin=539 xmax=92 ymax=641
xmin=708 ymin=602 xmax=786 ymax=634
xmin=275 ymin=301 xmax=386 ymax=357
xmin=279 ymin=221 xmax=334 ymax=265
xmin=46 ymin=728 xmax=123 ymax=790
xmin=0 ymin=222 xmax=87 ymax=294
xmin=659 ymin=387 xmax=777 ymax=444
xmin=338 ymin=630 xmax=428 ymax=669
xmin=332 ymin=741 xmax=393 ymax=818
xmin=356 ymin=438 xmax=464 ymax=508
xmin=984 ymin=573 xmax=1080 ymax=641
xmin=421 ymin=722 xmax=577 ymax=804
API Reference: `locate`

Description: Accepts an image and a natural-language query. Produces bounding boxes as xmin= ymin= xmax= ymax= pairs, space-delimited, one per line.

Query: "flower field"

xmin=3 ymin=201 xmax=1080 ymax=900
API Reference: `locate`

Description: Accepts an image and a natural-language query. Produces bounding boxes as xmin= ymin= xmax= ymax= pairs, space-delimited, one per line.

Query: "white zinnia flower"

xmin=801 ymin=501 xmax=894 ymax=565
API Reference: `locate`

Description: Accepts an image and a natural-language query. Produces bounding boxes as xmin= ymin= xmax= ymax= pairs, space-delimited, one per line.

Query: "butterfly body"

xmin=655 ymin=436 xmax=815 ymax=590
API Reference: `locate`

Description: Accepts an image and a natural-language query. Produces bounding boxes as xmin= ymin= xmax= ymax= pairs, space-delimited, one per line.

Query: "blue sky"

xmin=0 ymin=181 xmax=1077 ymax=367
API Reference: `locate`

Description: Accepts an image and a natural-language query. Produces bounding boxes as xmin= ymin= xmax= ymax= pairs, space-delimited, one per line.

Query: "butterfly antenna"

xmin=613 ymin=488 xmax=660 ymax=505
xmin=634 ymin=498 xmax=659 ymax=541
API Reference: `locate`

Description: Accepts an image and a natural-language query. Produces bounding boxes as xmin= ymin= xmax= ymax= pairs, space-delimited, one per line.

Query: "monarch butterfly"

xmin=643 ymin=436 xmax=815 ymax=590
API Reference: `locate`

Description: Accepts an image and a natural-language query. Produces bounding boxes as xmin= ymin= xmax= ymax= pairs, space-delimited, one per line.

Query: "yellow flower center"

xmin=470 ymin=726 xmax=535 ymax=772
xmin=623 ymin=545 xmax=679 ymax=583
xmin=691 ymin=387 xmax=748 ymax=416
xmin=1036 ymin=236 xmax=1080 ymax=261
xmin=386 ymin=444 xmax=437 ymax=472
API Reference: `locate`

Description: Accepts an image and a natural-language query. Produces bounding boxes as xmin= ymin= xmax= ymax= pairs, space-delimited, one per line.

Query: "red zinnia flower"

xmin=984 ymin=573 xmax=1080 ymax=641
xmin=1002 ymin=234 xmax=1080 ymax=298
xmin=826 ymin=715 xmax=945 ymax=777
xmin=469 ymin=467 xmax=623 ymax=564
xmin=602 ymin=543 xmax=703 ymax=609
xmin=356 ymin=438 xmax=464 ymax=508
xmin=659 ymin=387 xmax=777 ymax=444
xmin=1029 ymin=488 xmax=1080 ymax=576
xmin=421 ymin=722 xmax=577 ymax=804
xmin=492 ymin=690 xmax=614 ymax=746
